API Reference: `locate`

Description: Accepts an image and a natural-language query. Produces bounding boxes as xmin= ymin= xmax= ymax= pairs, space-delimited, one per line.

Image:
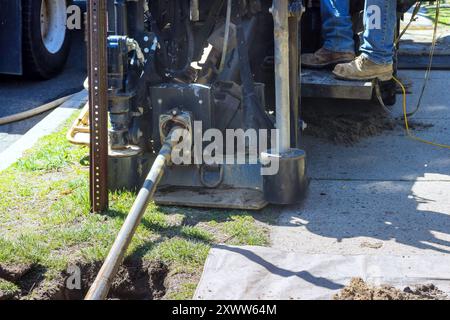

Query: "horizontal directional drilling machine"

xmin=83 ymin=0 xmax=420 ymax=299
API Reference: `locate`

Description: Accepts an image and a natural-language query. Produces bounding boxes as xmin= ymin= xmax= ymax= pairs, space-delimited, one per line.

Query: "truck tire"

xmin=22 ymin=0 xmax=71 ymax=79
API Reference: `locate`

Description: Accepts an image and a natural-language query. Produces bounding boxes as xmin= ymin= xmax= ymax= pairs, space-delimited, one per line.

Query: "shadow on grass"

xmin=103 ymin=202 xmax=281 ymax=261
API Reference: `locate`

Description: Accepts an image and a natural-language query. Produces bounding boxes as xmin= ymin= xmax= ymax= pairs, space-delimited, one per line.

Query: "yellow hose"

xmin=393 ymin=76 xmax=450 ymax=150
xmin=391 ymin=0 xmax=449 ymax=150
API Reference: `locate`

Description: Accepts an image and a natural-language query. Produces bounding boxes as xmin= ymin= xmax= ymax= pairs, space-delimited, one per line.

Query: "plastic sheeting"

xmin=194 ymin=245 xmax=450 ymax=300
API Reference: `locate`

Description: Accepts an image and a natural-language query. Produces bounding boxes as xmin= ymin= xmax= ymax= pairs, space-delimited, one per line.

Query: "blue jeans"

xmin=321 ymin=0 xmax=397 ymax=64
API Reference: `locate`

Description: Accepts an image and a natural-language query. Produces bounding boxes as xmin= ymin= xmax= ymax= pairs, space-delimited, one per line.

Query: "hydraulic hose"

xmin=235 ymin=3 xmax=273 ymax=131
xmin=85 ymin=127 xmax=180 ymax=300
xmin=0 ymin=93 xmax=76 ymax=126
xmin=219 ymin=0 xmax=232 ymax=72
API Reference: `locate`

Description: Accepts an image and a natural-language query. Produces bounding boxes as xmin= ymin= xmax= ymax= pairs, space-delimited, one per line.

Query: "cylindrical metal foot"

xmin=261 ymin=148 xmax=308 ymax=205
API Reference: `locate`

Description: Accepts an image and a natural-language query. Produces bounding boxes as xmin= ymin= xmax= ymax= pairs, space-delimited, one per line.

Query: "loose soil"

xmin=303 ymin=100 xmax=433 ymax=145
xmin=0 ymin=259 xmax=168 ymax=300
xmin=304 ymin=111 xmax=396 ymax=145
xmin=0 ymin=263 xmax=34 ymax=282
xmin=334 ymin=278 xmax=449 ymax=300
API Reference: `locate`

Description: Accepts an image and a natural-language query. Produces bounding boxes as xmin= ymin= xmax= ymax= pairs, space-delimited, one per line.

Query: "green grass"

xmin=181 ymin=226 xmax=215 ymax=242
xmin=0 ymin=112 xmax=274 ymax=299
xmin=0 ymin=279 xmax=20 ymax=298
xmin=15 ymin=129 xmax=87 ymax=172
xmin=425 ymin=3 xmax=450 ymax=26
xmin=165 ymin=282 xmax=199 ymax=300
xmin=221 ymin=215 xmax=269 ymax=246
xmin=147 ymin=238 xmax=211 ymax=267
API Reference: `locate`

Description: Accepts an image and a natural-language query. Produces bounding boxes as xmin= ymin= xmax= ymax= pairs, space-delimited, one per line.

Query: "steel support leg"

xmin=263 ymin=1 xmax=307 ymax=205
xmin=272 ymin=0 xmax=291 ymax=153
xmin=88 ymin=0 xmax=109 ymax=213
xmin=288 ymin=1 xmax=303 ymax=148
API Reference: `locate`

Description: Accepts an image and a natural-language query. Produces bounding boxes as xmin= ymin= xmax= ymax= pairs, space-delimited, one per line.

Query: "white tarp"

xmin=195 ymin=245 xmax=450 ymax=300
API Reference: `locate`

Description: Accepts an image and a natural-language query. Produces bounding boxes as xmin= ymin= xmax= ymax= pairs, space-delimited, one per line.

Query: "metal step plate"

xmin=155 ymin=187 xmax=268 ymax=210
xmin=301 ymin=69 xmax=374 ymax=100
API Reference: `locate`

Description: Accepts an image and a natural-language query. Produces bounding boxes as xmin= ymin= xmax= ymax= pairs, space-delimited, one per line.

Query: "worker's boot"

xmin=301 ymin=47 xmax=355 ymax=69
xmin=333 ymin=55 xmax=393 ymax=81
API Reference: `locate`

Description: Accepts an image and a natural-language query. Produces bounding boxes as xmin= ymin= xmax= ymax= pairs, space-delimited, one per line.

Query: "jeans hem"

xmin=323 ymin=43 xmax=355 ymax=55
xmin=360 ymin=52 xmax=393 ymax=65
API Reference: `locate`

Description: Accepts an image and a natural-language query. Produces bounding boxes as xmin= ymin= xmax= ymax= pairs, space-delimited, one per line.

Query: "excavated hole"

xmin=1 ymin=259 xmax=168 ymax=300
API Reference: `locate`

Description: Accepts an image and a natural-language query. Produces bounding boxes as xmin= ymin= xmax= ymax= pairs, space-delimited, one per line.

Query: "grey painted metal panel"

xmin=301 ymin=69 xmax=374 ymax=100
xmin=0 ymin=0 xmax=22 ymax=75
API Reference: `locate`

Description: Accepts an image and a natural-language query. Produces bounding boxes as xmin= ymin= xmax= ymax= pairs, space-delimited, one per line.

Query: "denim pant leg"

xmin=321 ymin=0 xmax=355 ymax=53
xmin=360 ymin=0 xmax=397 ymax=64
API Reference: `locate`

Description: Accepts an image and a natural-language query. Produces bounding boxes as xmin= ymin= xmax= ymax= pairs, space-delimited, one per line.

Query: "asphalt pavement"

xmin=0 ymin=31 xmax=86 ymax=152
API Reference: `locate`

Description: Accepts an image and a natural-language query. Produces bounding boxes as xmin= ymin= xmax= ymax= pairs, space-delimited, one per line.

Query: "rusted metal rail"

xmin=87 ymin=0 xmax=109 ymax=213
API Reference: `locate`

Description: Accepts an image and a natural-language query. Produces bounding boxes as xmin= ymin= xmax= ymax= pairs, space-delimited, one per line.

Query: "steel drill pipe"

xmin=272 ymin=0 xmax=291 ymax=153
xmin=85 ymin=128 xmax=180 ymax=300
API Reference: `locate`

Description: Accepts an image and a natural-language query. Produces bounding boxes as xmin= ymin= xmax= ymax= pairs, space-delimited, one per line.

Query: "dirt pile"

xmin=0 ymin=259 xmax=168 ymax=300
xmin=334 ymin=278 xmax=449 ymax=300
xmin=0 ymin=263 xmax=34 ymax=282
xmin=302 ymin=99 xmax=396 ymax=145
xmin=302 ymin=99 xmax=433 ymax=145
xmin=304 ymin=112 xmax=396 ymax=145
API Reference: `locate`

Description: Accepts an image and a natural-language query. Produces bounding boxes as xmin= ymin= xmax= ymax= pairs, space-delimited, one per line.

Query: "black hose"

xmin=0 ymin=89 xmax=83 ymax=126
xmin=167 ymin=0 xmax=195 ymax=79
xmin=151 ymin=0 xmax=195 ymax=80
xmin=235 ymin=4 xmax=273 ymax=131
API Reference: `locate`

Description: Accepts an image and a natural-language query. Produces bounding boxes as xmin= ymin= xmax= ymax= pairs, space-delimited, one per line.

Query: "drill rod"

xmin=85 ymin=129 xmax=179 ymax=300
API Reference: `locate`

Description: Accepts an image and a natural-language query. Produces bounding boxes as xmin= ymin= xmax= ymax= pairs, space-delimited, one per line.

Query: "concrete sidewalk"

xmin=195 ymin=69 xmax=450 ymax=299
xmin=399 ymin=5 xmax=450 ymax=58
xmin=402 ymin=6 xmax=434 ymax=30
xmin=272 ymin=69 xmax=450 ymax=256
xmin=0 ymin=90 xmax=87 ymax=172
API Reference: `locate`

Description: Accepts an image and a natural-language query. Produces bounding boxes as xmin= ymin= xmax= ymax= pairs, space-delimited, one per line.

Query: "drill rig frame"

xmin=87 ymin=0 xmax=422 ymax=213
xmin=88 ymin=0 xmax=308 ymax=213
xmin=85 ymin=0 xmax=308 ymax=299
xmin=84 ymin=0 xmax=424 ymax=299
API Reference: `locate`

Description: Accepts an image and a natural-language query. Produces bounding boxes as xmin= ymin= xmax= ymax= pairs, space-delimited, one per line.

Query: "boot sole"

xmin=332 ymin=70 xmax=393 ymax=82
xmin=301 ymin=58 xmax=355 ymax=69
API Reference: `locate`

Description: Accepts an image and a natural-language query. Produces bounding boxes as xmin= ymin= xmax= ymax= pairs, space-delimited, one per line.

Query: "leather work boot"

xmin=301 ymin=47 xmax=355 ymax=68
xmin=333 ymin=55 xmax=393 ymax=81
